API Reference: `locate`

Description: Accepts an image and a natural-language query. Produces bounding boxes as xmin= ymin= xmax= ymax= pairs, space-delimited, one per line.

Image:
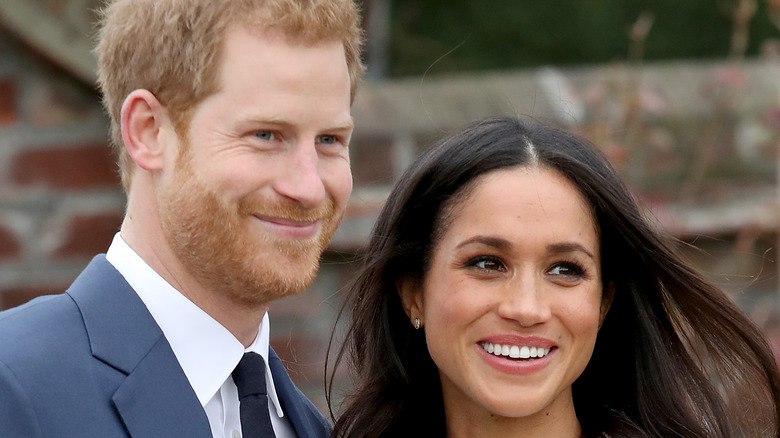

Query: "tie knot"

xmin=232 ymin=352 xmax=268 ymax=399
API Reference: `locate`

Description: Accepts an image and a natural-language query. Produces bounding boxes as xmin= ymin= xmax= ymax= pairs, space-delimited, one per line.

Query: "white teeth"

xmin=480 ymin=342 xmax=551 ymax=359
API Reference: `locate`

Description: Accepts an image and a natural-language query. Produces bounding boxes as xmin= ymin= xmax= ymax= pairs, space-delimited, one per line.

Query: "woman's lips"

xmin=476 ymin=335 xmax=557 ymax=374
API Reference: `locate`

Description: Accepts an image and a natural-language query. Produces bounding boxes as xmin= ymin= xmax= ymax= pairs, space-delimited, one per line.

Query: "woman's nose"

xmin=496 ymin=275 xmax=552 ymax=327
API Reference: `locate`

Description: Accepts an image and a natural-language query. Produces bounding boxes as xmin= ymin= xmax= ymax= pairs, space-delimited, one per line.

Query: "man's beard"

xmin=157 ymin=156 xmax=342 ymax=309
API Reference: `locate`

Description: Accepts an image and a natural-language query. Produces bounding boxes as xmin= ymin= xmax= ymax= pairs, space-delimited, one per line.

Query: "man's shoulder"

xmin=0 ymin=291 xmax=88 ymax=365
xmin=0 ymin=292 xmax=80 ymax=339
xmin=0 ymin=255 xmax=119 ymax=364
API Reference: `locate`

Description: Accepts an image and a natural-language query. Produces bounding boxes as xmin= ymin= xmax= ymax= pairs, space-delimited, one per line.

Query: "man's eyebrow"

xmin=237 ymin=116 xmax=354 ymax=131
xmin=328 ymin=118 xmax=354 ymax=131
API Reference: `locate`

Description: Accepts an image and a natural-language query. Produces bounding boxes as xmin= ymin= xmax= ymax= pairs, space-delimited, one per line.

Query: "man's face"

xmin=158 ymin=27 xmax=353 ymax=307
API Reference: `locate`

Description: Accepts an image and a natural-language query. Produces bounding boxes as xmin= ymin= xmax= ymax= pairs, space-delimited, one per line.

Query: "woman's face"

xmin=401 ymin=167 xmax=609 ymax=430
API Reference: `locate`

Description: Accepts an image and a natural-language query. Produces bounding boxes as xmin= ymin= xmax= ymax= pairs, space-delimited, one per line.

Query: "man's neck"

xmin=119 ymin=218 xmax=267 ymax=347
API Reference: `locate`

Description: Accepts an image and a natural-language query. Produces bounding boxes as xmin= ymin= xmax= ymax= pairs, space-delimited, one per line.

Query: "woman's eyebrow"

xmin=456 ymin=235 xmax=511 ymax=250
xmin=456 ymin=236 xmax=595 ymax=259
xmin=547 ymin=242 xmax=595 ymax=259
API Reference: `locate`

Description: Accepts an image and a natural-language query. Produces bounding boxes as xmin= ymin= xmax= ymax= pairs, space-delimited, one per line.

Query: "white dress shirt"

xmin=105 ymin=233 xmax=296 ymax=438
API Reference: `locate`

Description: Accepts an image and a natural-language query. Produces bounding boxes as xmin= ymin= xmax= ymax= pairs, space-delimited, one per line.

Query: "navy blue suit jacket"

xmin=0 ymin=255 xmax=331 ymax=437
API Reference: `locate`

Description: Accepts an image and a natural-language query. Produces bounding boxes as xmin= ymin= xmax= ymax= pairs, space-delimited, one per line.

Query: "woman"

xmin=327 ymin=117 xmax=780 ymax=437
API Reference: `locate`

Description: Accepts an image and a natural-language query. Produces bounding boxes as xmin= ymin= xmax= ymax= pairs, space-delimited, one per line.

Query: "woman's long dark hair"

xmin=326 ymin=117 xmax=780 ymax=437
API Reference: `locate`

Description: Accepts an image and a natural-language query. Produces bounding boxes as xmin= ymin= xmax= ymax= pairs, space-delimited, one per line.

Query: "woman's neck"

xmin=443 ymin=396 xmax=582 ymax=438
xmin=446 ymin=415 xmax=581 ymax=438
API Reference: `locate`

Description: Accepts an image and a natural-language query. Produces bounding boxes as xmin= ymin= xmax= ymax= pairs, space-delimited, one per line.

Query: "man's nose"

xmin=273 ymin=141 xmax=326 ymax=207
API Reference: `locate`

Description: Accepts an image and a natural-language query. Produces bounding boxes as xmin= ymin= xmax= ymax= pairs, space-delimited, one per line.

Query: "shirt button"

xmin=232 ymin=429 xmax=241 ymax=438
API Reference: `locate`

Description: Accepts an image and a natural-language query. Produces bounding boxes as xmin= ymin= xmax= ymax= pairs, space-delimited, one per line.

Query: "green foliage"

xmin=388 ymin=0 xmax=780 ymax=77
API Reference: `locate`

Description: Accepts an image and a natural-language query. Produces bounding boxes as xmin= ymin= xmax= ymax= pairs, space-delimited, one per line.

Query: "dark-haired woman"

xmin=328 ymin=117 xmax=780 ymax=437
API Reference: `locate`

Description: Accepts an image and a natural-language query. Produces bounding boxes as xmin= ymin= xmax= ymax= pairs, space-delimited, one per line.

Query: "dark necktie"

xmin=232 ymin=352 xmax=277 ymax=438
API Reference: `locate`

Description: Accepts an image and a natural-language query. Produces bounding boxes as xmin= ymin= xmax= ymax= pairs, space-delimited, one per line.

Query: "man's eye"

xmin=255 ymin=131 xmax=274 ymax=141
xmin=318 ymin=135 xmax=337 ymax=145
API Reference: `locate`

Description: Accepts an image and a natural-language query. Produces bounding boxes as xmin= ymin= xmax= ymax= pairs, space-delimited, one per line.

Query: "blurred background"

xmin=1 ymin=0 xmax=779 ymax=412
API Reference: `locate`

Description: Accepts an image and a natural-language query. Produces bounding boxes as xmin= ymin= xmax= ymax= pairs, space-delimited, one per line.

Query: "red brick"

xmin=37 ymin=0 xmax=67 ymax=16
xmin=350 ymin=134 xmax=396 ymax=185
xmin=11 ymin=143 xmax=119 ymax=189
xmin=52 ymin=211 xmax=123 ymax=259
xmin=273 ymin=329 xmax=350 ymax=413
xmin=270 ymin=332 xmax=328 ymax=383
xmin=271 ymin=287 xmax=323 ymax=318
xmin=28 ymin=80 xmax=99 ymax=127
xmin=0 ymin=222 xmax=21 ymax=260
xmin=0 ymin=284 xmax=66 ymax=310
xmin=0 ymin=77 xmax=18 ymax=125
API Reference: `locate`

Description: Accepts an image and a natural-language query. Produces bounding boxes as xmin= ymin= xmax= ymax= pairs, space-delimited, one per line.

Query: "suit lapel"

xmin=269 ymin=348 xmax=332 ymax=438
xmin=68 ymin=255 xmax=211 ymax=438
xmin=112 ymin=336 xmax=211 ymax=437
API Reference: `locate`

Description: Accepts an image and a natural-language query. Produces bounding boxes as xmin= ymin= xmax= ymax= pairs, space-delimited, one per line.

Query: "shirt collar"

xmin=105 ymin=233 xmax=285 ymax=417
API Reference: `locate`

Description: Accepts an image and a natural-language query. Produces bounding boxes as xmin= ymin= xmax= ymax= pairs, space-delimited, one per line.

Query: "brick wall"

xmin=0 ymin=29 xmax=123 ymax=310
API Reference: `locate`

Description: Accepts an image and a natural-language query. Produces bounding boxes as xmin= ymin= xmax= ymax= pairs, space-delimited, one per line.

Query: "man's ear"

xmin=599 ymin=281 xmax=615 ymax=329
xmin=397 ymin=276 xmax=424 ymax=322
xmin=120 ymin=89 xmax=169 ymax=171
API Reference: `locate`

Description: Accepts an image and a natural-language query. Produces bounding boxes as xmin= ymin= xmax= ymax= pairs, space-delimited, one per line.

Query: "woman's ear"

xmin=120 ymin=89 xmax=169 ymax=172
xmin=599 ymin=281 xmax=615 ymax=329
xmin=397 ymin=276 xmax=424 ymax=321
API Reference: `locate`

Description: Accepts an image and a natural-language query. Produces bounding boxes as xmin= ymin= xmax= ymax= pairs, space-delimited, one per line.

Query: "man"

xmin=0 ymin=0 xmax=364 ymax=436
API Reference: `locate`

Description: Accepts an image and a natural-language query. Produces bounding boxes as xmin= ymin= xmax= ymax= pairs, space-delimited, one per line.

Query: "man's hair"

xmin=95 ymin=0 xmax=365 ymax=192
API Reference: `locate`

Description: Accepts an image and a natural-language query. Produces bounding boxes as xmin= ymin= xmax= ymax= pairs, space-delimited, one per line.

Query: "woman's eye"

xmin=547 ymin=262 xmax=585 ymax=278
xmin=467 ymin=256 xmax=506 ymax=272
xmin=254 ymin=130 xmax=274 ymax=141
